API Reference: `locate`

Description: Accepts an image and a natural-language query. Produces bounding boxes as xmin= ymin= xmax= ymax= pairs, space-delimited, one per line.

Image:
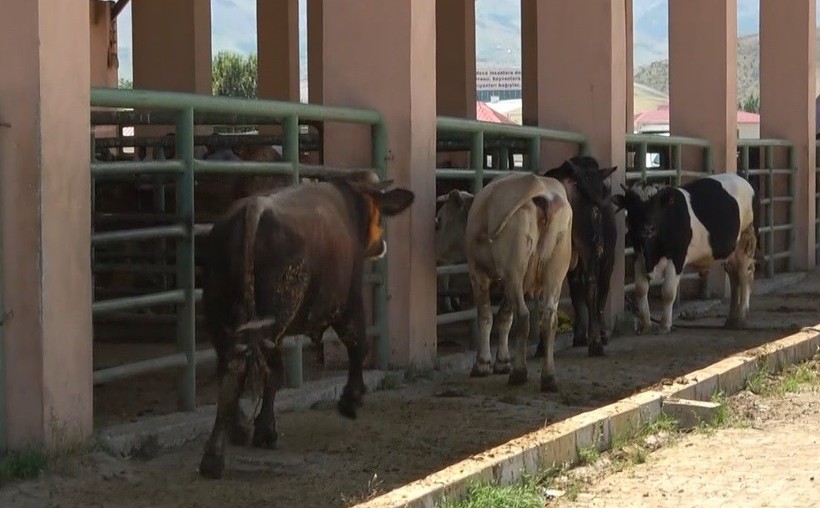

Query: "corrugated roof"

xmin=634 ymin=103 xmax=759 ymax=126
xmin=476 ymin=101 xmax=516 ymax=124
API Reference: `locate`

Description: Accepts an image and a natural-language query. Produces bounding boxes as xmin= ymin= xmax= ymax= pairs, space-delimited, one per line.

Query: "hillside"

xmin=635 ymin=33 xmax=820 ymax=103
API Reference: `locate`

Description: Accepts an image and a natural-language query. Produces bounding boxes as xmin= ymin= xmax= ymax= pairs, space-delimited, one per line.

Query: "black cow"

xmin=540 ymin=156 xmax=618 ymax=356
xmin=612 ymin=173 xmax=759 ymax=334
xmin=197 ymin=171 xmax=415 ymax=479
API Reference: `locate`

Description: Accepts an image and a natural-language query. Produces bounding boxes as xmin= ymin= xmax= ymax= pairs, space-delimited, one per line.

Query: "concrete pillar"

xmin=625 ymin=0 xmax=634 ymax=132
xmin=307 ymin=0 xmax=323 ymax=103
xmin=760 ymin=0 xmax=816 ymax=269
xmin=525 ymin=0 xmax=627 ymax=324
xmin=257 ymin=0 xmax=300 ymax=102
xmin=0 ymin=0 xmax=92 ymax=449
xmin=520 ymin=0 xmax=538 ymax=126
xmin=132 ymin=0 xmax=211 ymax=94
xmin=321 ymin=0 xmax=437 ymax=368
xmin=669 ymin=0 xmax=737 ymax=172
xmin=436 ymin=0 xmax=476 ymax=118
xmin=89 ymin=0 xmax=118 ymax=88
xmin=669 ymin=0 xmax=737 ymax=298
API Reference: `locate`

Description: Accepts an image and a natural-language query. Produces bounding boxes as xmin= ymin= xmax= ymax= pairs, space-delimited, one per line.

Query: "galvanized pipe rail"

xmin=737 ymin=139 xmax=797 ymax=277
xmin=623 ymin=134 xmax=713 ymax=294
xmin=434 ymin=117 xmax=589 ymax=332
xmin=90 ymin=88 xmax=389 ymax=411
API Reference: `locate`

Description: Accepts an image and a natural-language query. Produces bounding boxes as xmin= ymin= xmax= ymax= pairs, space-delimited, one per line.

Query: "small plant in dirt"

xmin=0 ymin=447 xmax=49 ymax=485
xmin=437 ymin=475 xmax=547 ymax=508
xmin=577 ymin=445 xmax=600 ymax=466
xmin=377 ymin=372 xmax=403 ymax=391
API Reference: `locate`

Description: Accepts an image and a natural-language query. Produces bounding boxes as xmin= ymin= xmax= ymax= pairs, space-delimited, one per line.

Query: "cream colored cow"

xmin=465 ymin=172 xmax=574 ymax=392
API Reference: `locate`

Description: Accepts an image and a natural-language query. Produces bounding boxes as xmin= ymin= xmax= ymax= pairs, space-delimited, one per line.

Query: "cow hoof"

xmin=337 ymin=398 xmax=359 ymax=420
xmin=587 ymin=343 xmax=605 ymax=357
xmin=723 ymin=317 xmax=745 ymax=329
xmin=493 ymin=360 xmax=512 ymax=375
xmin=198 ymin=453 xmax=225 ymax=479
xmin=252 ymin=426 xmax=278 ymax=449
xmin=540 ymin=375 xmax=559 ymax=393
xmin=652 ymin=324 xmax=672 ymax=335
xmin=470 ymin=360 xmax=493 ymax=377
xmin=229 ymin=422 xmax=252 ymax=446
xmin=508 ymin=369 xmax=528 ymax=386
xmin=600 ymin=332 xmax=610 ymax=346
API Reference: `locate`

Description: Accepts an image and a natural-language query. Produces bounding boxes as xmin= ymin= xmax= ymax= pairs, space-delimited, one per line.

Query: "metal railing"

xmin=737 ymin=139 xmax=797 ymax=277
xmin=434 ymin=117 xmax=589 ymax=329
xmin=623 ymin=134 xmax=713 ymax=294
xmin=90 ymin=88 xmax=388 ymax=411
xmin=815 ymin=139 xmax=820 ymax=262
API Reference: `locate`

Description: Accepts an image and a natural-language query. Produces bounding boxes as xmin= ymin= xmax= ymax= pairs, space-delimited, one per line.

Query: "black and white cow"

xmin=612 ymin=173 xmax=759 ymax=333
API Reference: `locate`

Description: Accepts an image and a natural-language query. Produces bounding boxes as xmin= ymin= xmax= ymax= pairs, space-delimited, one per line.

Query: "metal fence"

xmin=623 ymin=134 xmax=713 ymax=294
xmin=89 ymin=88 xmax=388 ymax=411
xmin=737 ymin=139 xmax=796 ymax=277
xmin=815 ymin=139 xmax=820 ymax=262
xmin=434 ymin=117 xmax=589 ymax=332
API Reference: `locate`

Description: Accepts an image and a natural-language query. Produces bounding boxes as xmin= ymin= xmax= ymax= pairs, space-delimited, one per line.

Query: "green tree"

xmin=739 ymin=92 xmax=760 ymax=113
xmin=212 ymin=51 xmax=258 ymax=99
xmin=118 ymin=78 xmax=133 ymax=89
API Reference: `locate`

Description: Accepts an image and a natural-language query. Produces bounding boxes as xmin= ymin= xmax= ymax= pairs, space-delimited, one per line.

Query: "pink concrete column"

xmin=132 ymin=0 xmax=212 ymax=94
xmin=436 ymin=0 xmax=476 ymax=118
xmin=307 ymin=0 xmax=323 ymax=103
xmin=625 ymin=0 xmax=634 ymax=132
xmin=525 ymin=0 xmax=628 ymax=324
xmin=321 ymin=0 xmax=437 ymax=368
xmin=257 ymin=0 xmax=300 ymax=102
xmin=760 ymin=0 xmax=817 ymax=269
xmin=0 ymin=0 xmax=92 ymax=448
xmin=669 ymin=0 xmax=737 ymax=298
xmin=669 ymin=0 xmax=737 ymax=172
xmin=520 ymin=0 xmax=538 ymax=126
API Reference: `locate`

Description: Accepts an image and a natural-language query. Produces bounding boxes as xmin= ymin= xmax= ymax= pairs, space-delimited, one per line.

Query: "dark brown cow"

xmin=540 ymin=156 xmax=617 ymax=356
xmin=197 ymin=170 xmax=415 ymax=479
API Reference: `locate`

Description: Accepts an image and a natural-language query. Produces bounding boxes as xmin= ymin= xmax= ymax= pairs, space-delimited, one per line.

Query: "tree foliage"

xmin=738 ymin=93 xmax=760 ymax=114
xmin=118 ymin=78 xmax=133 ymax=89
xmin=211 ymin=51 xmax=258 ymax=99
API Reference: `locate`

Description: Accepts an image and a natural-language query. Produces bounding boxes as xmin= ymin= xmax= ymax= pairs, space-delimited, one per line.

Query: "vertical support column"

xmin=526 ymin=0 xmax=627 ymax=327
xmin=669 ymin=0 xmax=737 ymax=298
xmin=89 ymin=0 xmax=118 ymax=88
xmin=322 ymin=0 xmax=437 ymax=368
xmin=760 ymin=0 xmax=816 ymax=269
xmin=257 ymin=0 xmax=300 ymax=102
xmin=307 ymin=0 xmax=324 ymax=104
xmin=132 ymin=0 xmax=212 ymax=94
xmin=0 ymin=0 xmax=92 ymax=448
xmin=520 ymin=0 xmax=538 ymax=126
xmin=625 ymin=0 xmax=634 ymax=132
xmin=436 ymin=0 xmax=476 ymax=118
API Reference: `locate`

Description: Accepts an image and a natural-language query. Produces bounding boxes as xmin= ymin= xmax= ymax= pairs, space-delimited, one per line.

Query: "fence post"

xmin=284 ymin=115 xmax=300 ymax=184
xmin=371 ymin=121 xmax=390 ymax=369
xmin=175 ymin=107 xmax=196 ymax=411
xmin=470 ymin=131 xmax=484 ymax=194
xmin=765 ymin=146 xmax=775 ymax=278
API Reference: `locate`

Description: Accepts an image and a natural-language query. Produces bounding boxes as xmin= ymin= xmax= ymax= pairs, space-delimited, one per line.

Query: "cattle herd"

xmin=194 ymin=153 xmax=760 ymax=479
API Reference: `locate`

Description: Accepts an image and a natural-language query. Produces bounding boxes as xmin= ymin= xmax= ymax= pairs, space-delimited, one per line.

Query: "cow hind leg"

xmin=470 ymin=271 xmax=494 ymax=377
xmin=200 ymin=366 xmax=247 ymax=479
xmin=584 ymin=271 xmax=604 ymax=357
xmin=725 ymin=225 xmax=756 ymax=329
xmin=568 ymin=267 xmax=590 ymax=348
xmin=508 ymin=284 xmax=531 ymax=386
xmin=633 ymin=258 xmax=653 ymax=334
xmin=494 ymin=298 xmax=514 ymax=374
xmin=333 ymin=294 xmax=371 ymax=420
xmin=252 ymin=345 xmax=285 ymax=449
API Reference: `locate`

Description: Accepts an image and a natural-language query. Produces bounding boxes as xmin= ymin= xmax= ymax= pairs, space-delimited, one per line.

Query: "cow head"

xmin=334 ymin=171 xmax=416 ymax=260
xmin=543 ymin=156 xmax=617 ymax=208
xmin=612 ymin=181 xmax=672 ymax=270
xmin=435 ymin=189 xmax=473 ymax=264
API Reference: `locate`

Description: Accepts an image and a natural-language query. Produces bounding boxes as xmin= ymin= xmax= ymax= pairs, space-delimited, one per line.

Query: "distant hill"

xmin=634 ymin=32 xmax=820 ymax=104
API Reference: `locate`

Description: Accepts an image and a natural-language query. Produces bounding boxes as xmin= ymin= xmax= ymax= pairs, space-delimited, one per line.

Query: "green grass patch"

xmin=0 ymin=447 xmax=49 ymax=485
xmin=437 ymin=474 xmax=547 ymax=508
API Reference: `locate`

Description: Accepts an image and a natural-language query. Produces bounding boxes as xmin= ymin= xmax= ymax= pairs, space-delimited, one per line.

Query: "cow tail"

xmin=238 ymin=197 xmax=271 ymax=407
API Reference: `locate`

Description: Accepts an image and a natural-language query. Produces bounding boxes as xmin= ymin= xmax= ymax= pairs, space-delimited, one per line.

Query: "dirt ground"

xmin=3 ymin=271 xmax=820 ymax=507
xmin=557 ymin=361 xmax=820 ymax=508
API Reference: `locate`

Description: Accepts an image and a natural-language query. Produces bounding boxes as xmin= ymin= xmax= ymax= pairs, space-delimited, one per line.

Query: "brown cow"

xmin=464 ymin=172 xmax=573 ymax=392
xmin=197 ymin=170 xmax=415 ymax=479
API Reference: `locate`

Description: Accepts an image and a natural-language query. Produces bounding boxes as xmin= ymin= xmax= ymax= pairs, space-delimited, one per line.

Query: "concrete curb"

xmin=353 ymin=323 xmax=820 ymax=508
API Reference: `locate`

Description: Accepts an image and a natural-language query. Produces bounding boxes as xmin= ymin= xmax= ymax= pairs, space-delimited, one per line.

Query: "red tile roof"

xmin=476 ymin=101 xmax=516 ymax=124
xmin=634 ymin=103 xmax=759 ymax=126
